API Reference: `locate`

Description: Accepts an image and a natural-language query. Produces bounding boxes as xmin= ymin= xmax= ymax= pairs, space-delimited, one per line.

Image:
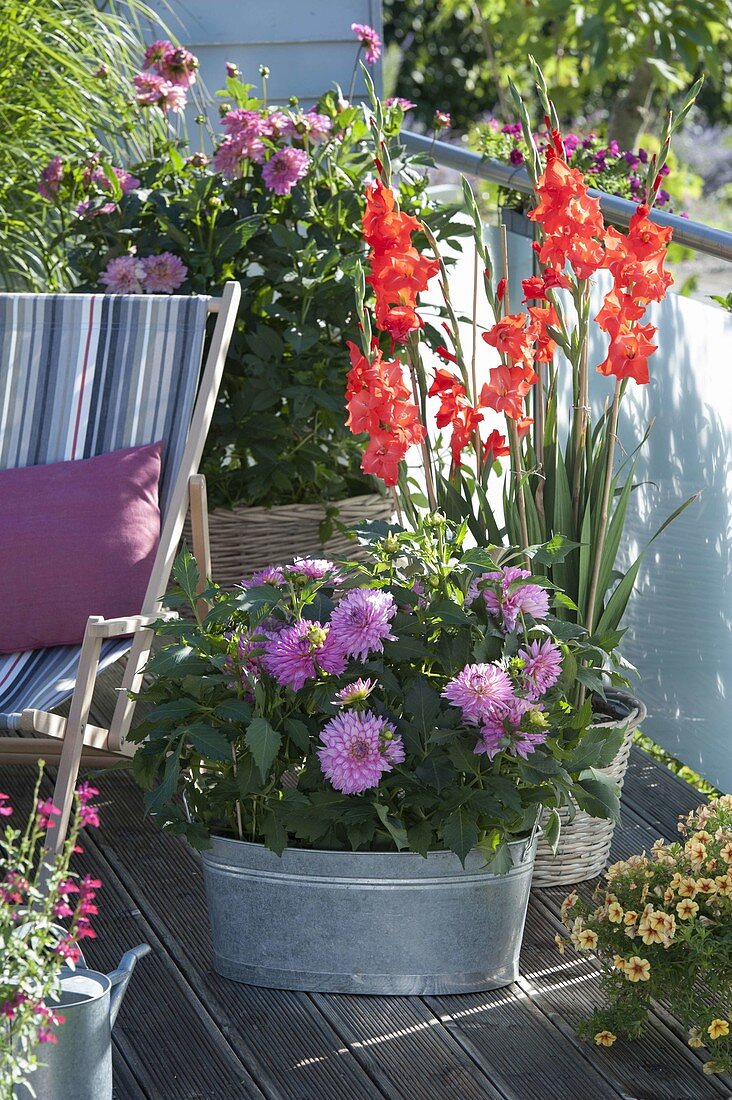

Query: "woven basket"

xmin=183 ymin=493 xmax=393 ymax=590
xmin=532 ymin=689 xmax=647 ymax=888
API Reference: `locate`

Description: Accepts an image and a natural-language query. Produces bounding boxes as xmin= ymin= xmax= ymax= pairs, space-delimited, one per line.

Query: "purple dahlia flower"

xmin=262 ymin=620 xmax=345 ymax=691
xmin=518 ymin=638 xmax=563 ymax=699
xmin=442 ymin=663 xmax=514 ymax=726
xmin=317 ymin=710 xmax=402 ymax=794
xmin=328 ymin=587 xmax=397 ymax=661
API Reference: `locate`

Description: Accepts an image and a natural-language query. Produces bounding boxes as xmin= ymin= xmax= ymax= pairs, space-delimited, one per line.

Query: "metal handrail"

xmin=402 ymin=130 xmax=732 ymax=264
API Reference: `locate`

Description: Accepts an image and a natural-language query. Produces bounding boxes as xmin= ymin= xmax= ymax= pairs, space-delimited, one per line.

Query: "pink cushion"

xmin=0 ymin=442 xmax=162 ymax=653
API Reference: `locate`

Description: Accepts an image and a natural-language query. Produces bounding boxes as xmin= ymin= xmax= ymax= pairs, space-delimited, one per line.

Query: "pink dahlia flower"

xmin=133 ymin=72 xmax=187 ymax=113
xmin=143 ymin=39 xmax=173 ymax=70
xmin=222 ymin=108 xmax=266 ymax=138
xmin=262 ymin=620 xmax=345 ymax=691
xmin=141 ymin=252 xmax=187 ymax=293
xmin=75 ymin=199 xmax=116 ymax=218
xmin=285 ymin=110 xmax=332 ymax=143
xmin=159 ymin=45 xmax=199 ymax=88
xmin=99 ymin=254 xmax=147 ymax=294
xmin=38 ymin=156 xmax=63 ymax=199
xmin=261 ymin=147 xmax=310 ymax=196
xmin=442 ymin=663 xmax=514 ymax=726
xmin=477 ymin=698 xmax=548 ymax=759
xmin=518 ymin=638 xmax=563 ymax=699
xmin=328 ymin=587 xmax=397 ymax=661
xmin=241 ymin=565 xmax=286 ymax=588
xmin=333 ymin=677 xmax=377 ymax=706
xmin=318 ymin=710 xmax=402 ymax=794
xmin=289 ymin=558 xmax=340 ymax=581
xmin=351 ymin=22 xmax=382 ymax=64
xmin=476 ymin=566 xmax=550 ymax=631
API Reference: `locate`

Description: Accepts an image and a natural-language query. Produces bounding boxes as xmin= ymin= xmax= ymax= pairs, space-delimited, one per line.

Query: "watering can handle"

xmin=108 ymin=944 xmax=151 ymax=1027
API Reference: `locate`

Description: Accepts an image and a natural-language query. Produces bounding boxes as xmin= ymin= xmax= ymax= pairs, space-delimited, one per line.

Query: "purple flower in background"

xmin=75 ymin=199 xmax=116 ymax=218
xmin=442 ymin=663 xmax=514 ymax=726
xmin=509 ymin=148 xmax=525 ymax=166
xmin=624 ymin=151 xmax=639 ymax=169
xmin=225 ymin=629 xmax=264 ymax=695
xmin=608 ymin=140 xmax=620 ymax=156
xmin=241 ymin=565 xmax=286 ymax=588
xmin=656 ymin=188 xmax=670 ymax=206
xmin=629 ymin=175 xmax=641 ymax=193
xmin=563 ymin=133 xmax=580 ymax=155
xmin=99 ymin=254 xmax=146 ymax=294
xmin=222 ymin=108 xmax=265 ymax=138
xmin=501 ymin=123 xmax=522 ymax=136
xmin=318 ymin=710 xmax=401 ymax=794
xmin=481 ymin=567 xmax=550 ymax=632
xmin=141 ymin=253 xmax=187 ymax=294
xmin=262 ymin=147 xmax=310 ymax=195
xmin=289 ymin=558 xmax=339 ymax=581
xmin=225 ymin=62 xmax=239 ymax=79
xmin=213 ymin=136 xmax=256 ymax=179
xmin=133 ymin=72 xmax=187 ymax=113
xmin=112 ymin=167 xmax=141 ymax=194
xmin=334 ymin=678 xmax=377 ymax=706
xmin=351 ymin=22 xmax=382 ymax=64
xmin=384 ymin=97 xmax=416 ymax=111
xmin=143 ymin=39 xmax=198 ymax=87
xmin=38 ymin=156 xmax=63 ymax=199
xmin=143 ymin=39 xmax=172 ymax=70
xmin=518 ymin=639 xmax=563 ymax=699
xmin=511 ymin=729 xmax=548 ymax=758
xmin=638 ymin=147 xmax=649 ymax=164
xmin=328 ymin=588 xmax=396 ymax=661
xmin=263 ymin=621 xmax=345 ymax=691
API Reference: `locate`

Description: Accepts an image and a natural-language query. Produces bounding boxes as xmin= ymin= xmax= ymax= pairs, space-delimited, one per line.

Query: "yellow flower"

xmin=607 ymin=902 xmax=624 ymax=923
xmin=561 ymin=891 xmax=578 ymax=919
xmin=686 ymin=838 xmax=707 ymax=869
xmin=594 ymin=1030 xmax=617 ymax=1047
xmin=612 ymin=954 xmax=626 ymax=971
xmin=575 ymin=928 xmax=598 ymax=951
xmin=554 ymin=934 xmax=566 ymax=956
xmin=715 ymin=873 xmax=732 ymax=898
xmin=695 ymin=877 xmax=718 ymax=896
xmin=707 ymin=1019 xmax=730 ymax=1041
xmin=624 ymin=956 xmax=651 ymax=982
xmin=688 ymin=1029 xmax=704 ymax=1049
xmin=678 ymin=877 xmax=698 ymax=899
xmin=623 ymin=910 xmax=638 ymax=925
xmin=663 ymin=887 xmax=675 ymax=905
xmin=638 ymin=912 xmax=665 ymax=946
xmin=694 ymin=830 xmax=712 ymax=844
xmin=720 ymin=841 xmax=732 ymax=865
xmin=676 ymin=898 xmax=699 ymax=920
xmin=670 ymin=872 xmax=684 ymax=889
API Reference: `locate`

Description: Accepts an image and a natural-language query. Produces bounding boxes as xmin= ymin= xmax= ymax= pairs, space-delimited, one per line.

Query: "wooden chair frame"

xmin=0 ymin=281 xmax=241 ymax=852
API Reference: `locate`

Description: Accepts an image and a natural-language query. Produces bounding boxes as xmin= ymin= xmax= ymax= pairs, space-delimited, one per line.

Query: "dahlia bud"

xmin=259 ymin=65 xmax=270 ymax=78
xmin=526 ymin=708 xmax=549 ymax=730
xmin=226 ymin=62 xmax=239 ymax=79
xmin=381 ymin=534 xmax=400 ymax=556
xmin=306 ymin=624 xmax=327 ymax=648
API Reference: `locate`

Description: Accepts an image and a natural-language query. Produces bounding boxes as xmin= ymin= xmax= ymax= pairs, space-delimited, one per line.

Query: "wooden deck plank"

xmin=623 ymin=743 xmax=708 ymax=837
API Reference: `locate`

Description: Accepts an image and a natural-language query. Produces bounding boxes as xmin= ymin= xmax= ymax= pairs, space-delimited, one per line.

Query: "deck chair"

xmin=0 ymin=282 xmax=240 ymax=852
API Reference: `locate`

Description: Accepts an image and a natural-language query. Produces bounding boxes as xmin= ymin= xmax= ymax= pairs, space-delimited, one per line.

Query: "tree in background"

xmin=0 ymin=0 xmax=157 ymax=289
xmin=384 ymin=0 xmax=732 ymax=145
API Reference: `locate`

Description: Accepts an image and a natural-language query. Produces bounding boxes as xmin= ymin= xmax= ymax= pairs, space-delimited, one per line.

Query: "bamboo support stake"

xmin=471 ymin=246 xmax=483 ymax=477
xmin=585 ymin=377 xmax=622 ymax=638
xmin=571 ymin=282 xmax=590 ymax=530
xmin=500 ymin=225 xmax=530 ymax=567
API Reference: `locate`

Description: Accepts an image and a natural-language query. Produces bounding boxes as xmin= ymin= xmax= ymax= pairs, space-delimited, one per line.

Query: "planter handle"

xmin=108 ymin=945 xmax=151 ymax=1026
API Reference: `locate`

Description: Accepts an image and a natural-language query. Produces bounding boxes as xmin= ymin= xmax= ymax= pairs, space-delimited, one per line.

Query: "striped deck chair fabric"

xmin=0 ymin=292 xmax=210 ymax=728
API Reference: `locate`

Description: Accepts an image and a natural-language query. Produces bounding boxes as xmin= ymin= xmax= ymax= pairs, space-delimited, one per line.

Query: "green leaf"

xmin=236 ymin=753 xmax=262 ymax=796
xmin=573 ymin=769 xmax=621 ymax=821
xmin=443 ymin=806 xmax=478 ymax=864
xmin=403 ymin=678 xmax=441 ymax=734
xmin=144 ymin=698 xmax=198 ymax=725
xmin=429 ymin=599 xmax=470 ymax=626
xmin=407 ymin=819 xmax=434 ymax=858
xmin=285 ymin=718 xmax=311 ymax=752
xmin=172 ymin=547 xmax=200 ymax=607
xmin=564 ymin=725 xmax=625 ymax=772
xmin=185 ymin=724 xmax=232 ymax=762
xmin=213 ymin=698 xmax=252 ymax=724
xmin=382 ymin=636 xmax=430 ymax=662
xmin=261 ymin=811 xmax=287 ymax=856
xmin=373 ymin=802 xmax=409 ymax=850
xmin=144 ymin=749 xmax=181 ymax=815
xmin=544 ymin=809 xmax=561 ymax=855
xmin=245 ymin=717 xmax=281 ymax=780
xmin=481 ymin=841 xmax=514 ymax=875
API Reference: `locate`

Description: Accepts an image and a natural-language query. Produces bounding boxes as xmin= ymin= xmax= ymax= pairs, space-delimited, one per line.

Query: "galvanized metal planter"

xmin=200 ymin=832 xmax=538 ymax=995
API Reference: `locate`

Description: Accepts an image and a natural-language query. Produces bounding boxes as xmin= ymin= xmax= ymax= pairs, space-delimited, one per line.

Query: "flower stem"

xmin=585 ymin=377 xmax=622 ymax=637
xmin=571 ymin=280 xmax=590 ymax=531
xmin=508 ymin=419 xmax=530 ymax=569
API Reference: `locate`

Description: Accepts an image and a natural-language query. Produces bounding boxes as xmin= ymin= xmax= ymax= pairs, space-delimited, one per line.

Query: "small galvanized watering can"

xmin=15 ymin=944 xmax=150 ymax=1100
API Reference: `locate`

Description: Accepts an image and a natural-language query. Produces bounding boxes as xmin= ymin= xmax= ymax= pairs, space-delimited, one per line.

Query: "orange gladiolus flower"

xmin=527 ymin=302 xmax=559 ymax=363
xmin=482 ymin=312 xmax=536 ymax=368
xmin=428 ymin=368 xmax=466 ymax=429
xmin=483 ymin=429 xmax=510 ymax=464
xmin=449 ymin=404 xmax=483 ymax=468
xmin=597 ymin=322 xmax=657 ymax=386
xmin=480 ymin=364 xmax=535 ymax=420
xmin=362 ymin=180 xmax=420 ymax=252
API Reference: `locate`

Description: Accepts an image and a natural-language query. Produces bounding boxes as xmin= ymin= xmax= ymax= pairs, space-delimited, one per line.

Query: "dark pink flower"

xmin=0 ymin=792 xmax=13 ymax=817
xmin=261 ymin=147 xmax=310 ymax=196
xmin=38 ymin=156 xmax=63 ymax=199
xmin=384 ymin=97 xmax=416 ymax=111
xmin=518 ymin=638 xmax=563 ymax=699
xmin=351 ymin=22 xmax=382 ymax=64
xmin=36 ymin=799 xmax=60 ymax=829
xmin=262 ymin=621 xmax=345 ymax=691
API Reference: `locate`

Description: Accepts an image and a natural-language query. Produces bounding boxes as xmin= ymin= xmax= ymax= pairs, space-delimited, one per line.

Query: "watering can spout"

xmin=108 ymin=944 xmax=151 ymax=1026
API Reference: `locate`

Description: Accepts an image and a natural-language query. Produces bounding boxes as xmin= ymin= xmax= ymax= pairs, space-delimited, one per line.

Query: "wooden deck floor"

xmin=4 ymin=747 xmax=731 ymax=1100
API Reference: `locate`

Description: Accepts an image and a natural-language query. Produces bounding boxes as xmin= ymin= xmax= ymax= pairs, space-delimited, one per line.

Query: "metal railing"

xmin=402 ymin=130 xmax=732 ymax=264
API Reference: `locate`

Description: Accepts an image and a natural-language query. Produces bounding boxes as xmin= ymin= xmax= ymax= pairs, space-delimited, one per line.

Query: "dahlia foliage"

xmin=557 ymin=796 xmax=732 ymax=1075
xmin=1 ymin=768 xmax=101 ymax=1094
xmin=347 ymin=67 xmax=700 ymax=637
xmin=133 ymin=520 xmax=624 ymax=864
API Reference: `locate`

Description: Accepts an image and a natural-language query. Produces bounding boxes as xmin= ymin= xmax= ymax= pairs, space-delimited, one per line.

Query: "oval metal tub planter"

xmin=200 ymin=831 xmax=539 ymax=995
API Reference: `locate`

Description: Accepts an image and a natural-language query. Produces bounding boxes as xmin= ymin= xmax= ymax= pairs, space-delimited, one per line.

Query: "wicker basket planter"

xmin=184 ymin=492 xmax=393 ymax=590
xmin=532 ymin=689 xmax=647 ymax=888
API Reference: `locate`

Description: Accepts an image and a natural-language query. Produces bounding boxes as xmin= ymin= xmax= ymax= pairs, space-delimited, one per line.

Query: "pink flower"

xmin=288 ymin=558 xmax=340 ymax=581
xmin=442 ymin=663 xmax=514 ymax=726
xmin=261 ymin=147 xmax=310 ymax=195
xmin=351 ymin=22 xmax=382 ymax=64
xmin=133 ymin=72 xmax=187 ymax=113
xmin=241 ymin=565 xmax=286 ymax=587
xmin=285 ymin=110 xmax=332 ymax=143
xmin=518 ymin=638 xmax=563 ymax=699
xmin=76 ymin=781 xmax=98 ymax=805
xmin=434 ymin=110 xmax=452 ymax=129
xmin=328 ymin=588 xmax=397 ymax=661
xmin=141 ymin=252 xmax=187 ymax=294
xmin=333 ymin=678 xmax=377 ymax=706
xmin=262 ymin=621 xmax=345 ymax=691
xmin=222 ymin=108 xmax=266 ymax=138
xmin=99 ymin=254 xmax=147 ymax=294
xmin=38 ymin=156 xmax=63 ymax=199
xmin=385 ymin=97 xmax=416 ymax=111
xmin=143 ymin=39 xmax=198 ymax=87
xmin=37 ymin=799 xmax=60 ymax=829
xmin=476 ymin=698 xmax=547 ymax=759
xmin=79 ymin=804 xmax=100 ymax=828
xmin=112 ymin=167 xmax=141 ymax=194
xmin=143 ymin=39 xmax=173 ymax=70
xmin=318 ymin=710 xmax=402 ymax=794
xmin=0 ymin=792 xmax=13 ymax=817
xmin=476 ymin=567 xmax=550 ymax=631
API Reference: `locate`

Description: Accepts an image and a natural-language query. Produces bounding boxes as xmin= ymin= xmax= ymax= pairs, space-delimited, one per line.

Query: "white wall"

xmin=143 ymin=0 xmax=383 ymax=106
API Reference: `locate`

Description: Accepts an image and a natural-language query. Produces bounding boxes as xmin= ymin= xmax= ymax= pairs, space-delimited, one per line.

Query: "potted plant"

xmin=131 ymin=518 xmax=622 ymax=994
xmin=556 ymin=794 xmax=732 ymax=1076
xmin=37 ymin=29 xmax=450 ymax=587
xmin=342 ymin=66 xmax=700 ymax=885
